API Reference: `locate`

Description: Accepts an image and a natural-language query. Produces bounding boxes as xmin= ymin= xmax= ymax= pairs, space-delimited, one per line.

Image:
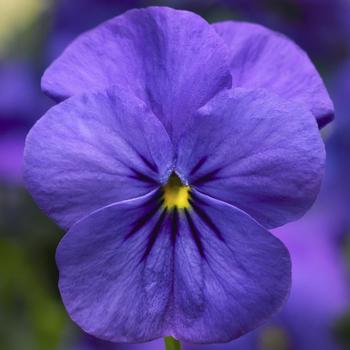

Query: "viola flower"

xmin=24 ymin=7 xmax=328 ymax=344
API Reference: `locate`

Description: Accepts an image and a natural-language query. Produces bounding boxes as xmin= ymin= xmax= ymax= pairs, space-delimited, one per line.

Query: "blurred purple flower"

xmin=329 ymin=60 xmax=350 ymax=140
xmin=0 ymin=62 xmax=38 ymax=120
xmin=184 ymin=208 xmax=349 ymax=350
xmin=0 ymin=62 xmax=52 ymax=182
xmin=25 ymin=6 xmax=328 ymax=344
xmin=272 ymin=211 xmax=349 ymax=350
xmin=0 ymin=130 xmax=25 ymax=183
xmin=322 ymin=60 xmax=350 ymax=229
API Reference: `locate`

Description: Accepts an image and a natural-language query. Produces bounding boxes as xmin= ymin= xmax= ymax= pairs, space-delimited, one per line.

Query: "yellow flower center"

xmin=163 ymin=173 xmax=190 ymax=210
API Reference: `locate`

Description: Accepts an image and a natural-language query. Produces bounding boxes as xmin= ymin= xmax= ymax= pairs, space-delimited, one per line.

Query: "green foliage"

xmin=0 ymin=185 xmax=70 ymax=350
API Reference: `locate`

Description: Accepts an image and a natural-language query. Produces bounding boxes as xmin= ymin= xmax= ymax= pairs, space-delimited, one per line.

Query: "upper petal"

xmin=213 ymin=21 xmax=334 ymax=128
xmin=56 ymin=189 xmax=290 ymax=343
xmin=23 ymin=87 xmax=173 ymax=229
xmin=176 ymin=88 xmax=325 ymax=229
xmin=42 ymin=6 xmax=232 ymax=141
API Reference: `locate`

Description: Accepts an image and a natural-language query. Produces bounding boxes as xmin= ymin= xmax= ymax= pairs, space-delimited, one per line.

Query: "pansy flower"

xmin=24 ymin=7 xmax=329 ymax=344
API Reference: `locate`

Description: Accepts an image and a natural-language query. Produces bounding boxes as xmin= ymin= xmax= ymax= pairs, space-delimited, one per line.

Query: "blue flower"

xmin=24 ymin=7 xmax=329 ymax=344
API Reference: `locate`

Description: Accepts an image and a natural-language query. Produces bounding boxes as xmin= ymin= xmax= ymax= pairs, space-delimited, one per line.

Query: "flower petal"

xmin=56 ymin=189 xmax=290 ymax=343
xmin=172 ymin=190 xmax=291 ymax=342
xmin=213 ymin=21 xmax=334 ymax=127
xmin=176 ymin=88 xmax=325 ymax=229
xmin=24 ymin=87 xmax=173 ymax=229
xmin=42 ymin=6 xmax=231 ymax=141
xmin=56 ymin=190 xmax=174 ymax=342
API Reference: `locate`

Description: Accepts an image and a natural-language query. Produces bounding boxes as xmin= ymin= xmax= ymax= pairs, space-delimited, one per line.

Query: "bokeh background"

xmin=1 ymin=0 xmax=350 ymax=349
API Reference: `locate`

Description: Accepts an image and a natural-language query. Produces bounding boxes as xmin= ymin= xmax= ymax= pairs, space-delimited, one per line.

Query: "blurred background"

xmin=0 ymin=0 xmax=349 ymax=349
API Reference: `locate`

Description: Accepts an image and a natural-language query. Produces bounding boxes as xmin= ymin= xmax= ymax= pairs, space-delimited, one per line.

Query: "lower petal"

xmin=56 ymin=189 xmax=291 ymax=343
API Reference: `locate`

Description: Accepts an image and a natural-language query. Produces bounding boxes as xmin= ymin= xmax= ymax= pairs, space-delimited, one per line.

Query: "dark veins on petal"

xmin=188 ymin=158 xmax=225 ymax=185
xmin=128 ymin=167 xmax=159 ymax=185
xmin=189 ymin=191 xmax=225 ymax=242
xmin=191 ymin=167 xmax=222 ymax=185
xmin=122 ymin=172 xmax=226 ymax=261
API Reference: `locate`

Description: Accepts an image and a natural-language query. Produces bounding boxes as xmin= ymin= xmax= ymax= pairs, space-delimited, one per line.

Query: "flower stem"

xmin=164 ymin=336 xmax=182 ymax=350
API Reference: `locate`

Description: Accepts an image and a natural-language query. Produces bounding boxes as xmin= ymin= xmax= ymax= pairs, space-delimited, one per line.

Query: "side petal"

xmin=56 ymin=190 xmax=174 ymax=342
xmin=176 ymin=88 xmax=325 ymax=229
xmin=174 ymin=190 xmax=291 ymax=342
xmin=42 ymin=6 xmax=232 ymax=141
xmin=213 ymin=21 xmax=334 ymax=127
xmin=24 ymin=87 xmax=173 ymax=229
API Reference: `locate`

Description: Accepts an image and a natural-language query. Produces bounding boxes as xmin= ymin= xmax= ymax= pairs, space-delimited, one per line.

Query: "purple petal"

xmin=42 ymin=6 xmax=231 ymax=141
xmin=176 ymin=88 xmax=325 ymax=229
xmin=24 ymin=87 xmax=173 ymax=229
xmin=56 ymin=190 xmax=175 ymax=342
xmin=56 ymin=189 xmax=290 ymax=343
xmin=213 ymin=21 xmax=334 ymax=127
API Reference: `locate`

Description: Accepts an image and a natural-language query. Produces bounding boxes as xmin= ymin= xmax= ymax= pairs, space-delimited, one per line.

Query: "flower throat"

xmin=163 ymin=173 xmax=190 ymax=210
